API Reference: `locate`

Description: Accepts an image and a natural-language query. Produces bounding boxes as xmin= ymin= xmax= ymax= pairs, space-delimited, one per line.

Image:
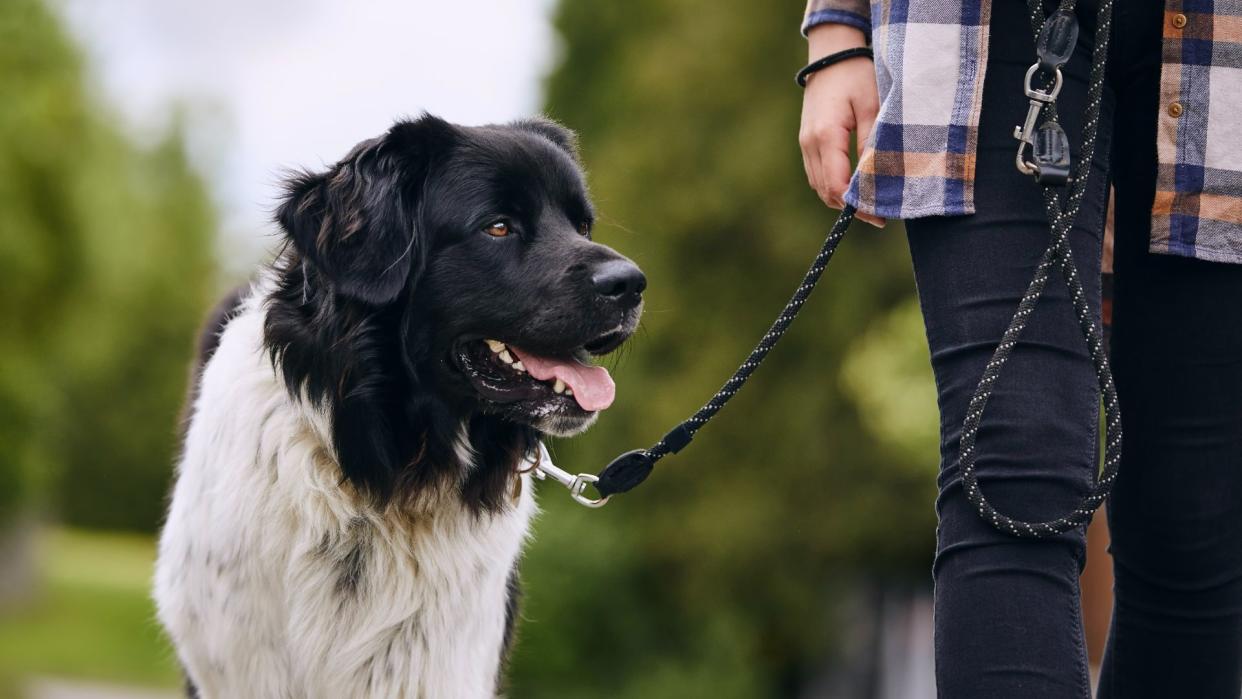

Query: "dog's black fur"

xmin=262 ymin=115 xmax=642 ymax=512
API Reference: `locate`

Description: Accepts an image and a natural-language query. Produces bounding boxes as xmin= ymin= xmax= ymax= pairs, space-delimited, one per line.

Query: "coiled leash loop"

xmin=960 ymin=0 xmax=1120 ymax=538
xmin=543 ymin=0 xmax=1120 ymax=540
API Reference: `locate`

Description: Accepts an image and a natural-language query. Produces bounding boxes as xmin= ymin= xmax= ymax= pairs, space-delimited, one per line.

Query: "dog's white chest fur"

xmin=154 ymin=290 xmax=536 ymax=699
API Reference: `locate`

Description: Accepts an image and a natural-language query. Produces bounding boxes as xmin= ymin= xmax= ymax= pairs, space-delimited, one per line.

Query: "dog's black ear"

xmin=512 ymin=117 xmax=579 ymax=157
xmin=276 ymin=116 xmax=456 ymax=305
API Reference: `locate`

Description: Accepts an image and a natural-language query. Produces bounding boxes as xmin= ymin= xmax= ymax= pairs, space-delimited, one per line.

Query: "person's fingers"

xmin=804 ymin=130 xmax=839 ymax=208
xmin=800 ymin=139 xmax=824 ymax=202
xmin=799 ymin=122 xmax=822 ymax=195
xmin=826 ymin=140 xmax=886 ymax=227
xmin=856 ymin=211 xmax=887 ymax=227
xmin=818 ymin=124 xmax=852 ymax=209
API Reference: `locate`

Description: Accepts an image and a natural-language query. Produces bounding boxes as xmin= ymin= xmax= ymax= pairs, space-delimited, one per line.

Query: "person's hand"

xmin=799 ymin=24 xmax=885 ymax=227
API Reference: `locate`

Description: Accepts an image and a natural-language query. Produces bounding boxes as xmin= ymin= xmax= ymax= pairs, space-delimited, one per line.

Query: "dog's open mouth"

xmin=452 ymin=338 xmax=616 ymax=414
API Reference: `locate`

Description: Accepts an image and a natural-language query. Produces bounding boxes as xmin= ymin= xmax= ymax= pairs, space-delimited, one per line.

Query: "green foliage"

xmin=507 ymin=0 xmax=941 ymax=694
xmin=0 ymin=529 xmax=180 ymax=689
xmin=0 ymin=0 xmax=216 ymax=530
xmin=841 ymin=298 xmax=941 ymax=469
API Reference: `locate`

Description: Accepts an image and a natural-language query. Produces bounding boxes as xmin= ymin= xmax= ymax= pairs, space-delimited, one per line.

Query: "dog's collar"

xmin=527 ymin=442 xmax=610 ymax=509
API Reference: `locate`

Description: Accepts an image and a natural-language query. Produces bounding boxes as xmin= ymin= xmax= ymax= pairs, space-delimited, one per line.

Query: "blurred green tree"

xmin=0 ymin=0 xmax=216 ymax=531
xmin=507 ymin=1 xmax=940 ymax=695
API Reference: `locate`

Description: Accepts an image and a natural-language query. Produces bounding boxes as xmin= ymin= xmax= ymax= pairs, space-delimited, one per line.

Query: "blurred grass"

xmin=0 ymin=529 xmax=179 ymax=692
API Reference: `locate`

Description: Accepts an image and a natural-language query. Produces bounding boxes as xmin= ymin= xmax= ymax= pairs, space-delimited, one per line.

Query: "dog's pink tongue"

xmin=509 ymin=347 xmax=615 ymax=412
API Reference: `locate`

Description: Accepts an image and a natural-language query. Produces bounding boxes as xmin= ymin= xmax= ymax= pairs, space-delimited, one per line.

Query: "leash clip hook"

xmin=528 ymin=444 xmax=610 ymax=508
xmin=1014 ymin=63 xmax=1065 ymax=179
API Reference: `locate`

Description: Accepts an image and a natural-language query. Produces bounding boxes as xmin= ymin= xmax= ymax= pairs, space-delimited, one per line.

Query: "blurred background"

xmin=0 ymin=1 xmax=1111 ymax=697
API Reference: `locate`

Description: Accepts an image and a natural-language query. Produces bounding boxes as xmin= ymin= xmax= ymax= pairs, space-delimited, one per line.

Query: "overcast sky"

xmin=54 ymin=0 xmax=558 ymax=272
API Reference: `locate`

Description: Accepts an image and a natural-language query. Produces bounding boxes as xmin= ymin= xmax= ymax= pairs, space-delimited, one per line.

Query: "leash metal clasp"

xmin=1014 ymin=7 xmax=1078 ymax=187
xmin=528 ymin=443 xmax=610 ymax=509
xmin=1014 ymin=62 xmax=1064 ymax=178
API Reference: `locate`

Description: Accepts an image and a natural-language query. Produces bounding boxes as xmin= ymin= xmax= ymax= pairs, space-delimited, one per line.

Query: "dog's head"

xmin=266 ymin=115 xmax=642 ymax=507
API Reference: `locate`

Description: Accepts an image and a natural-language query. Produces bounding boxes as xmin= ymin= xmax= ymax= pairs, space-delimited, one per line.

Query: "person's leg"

xmin=904 ymin=1 xmax=1112 ymax=695
xmin=1098 ymin=1 xmax=1242 ymax=695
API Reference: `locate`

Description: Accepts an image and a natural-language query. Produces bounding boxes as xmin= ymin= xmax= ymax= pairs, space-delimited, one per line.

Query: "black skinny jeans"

xmin=905 ymin=1 xmax=1242 ymax=696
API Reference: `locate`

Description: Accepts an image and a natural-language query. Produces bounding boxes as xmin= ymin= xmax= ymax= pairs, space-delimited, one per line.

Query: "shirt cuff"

xmin=801 ymin=8 xmax=871 ymax=40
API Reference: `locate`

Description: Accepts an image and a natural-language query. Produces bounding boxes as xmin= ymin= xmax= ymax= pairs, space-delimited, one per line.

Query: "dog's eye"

xmin=578 ymin=222 xmax=592 ymax=238
xmin=485 ymin=220 xmax=511 ymax=238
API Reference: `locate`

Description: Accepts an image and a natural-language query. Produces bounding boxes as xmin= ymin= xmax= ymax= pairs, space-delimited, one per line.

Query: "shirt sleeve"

xmin=802 ymin=0 xmax=871 ymax=39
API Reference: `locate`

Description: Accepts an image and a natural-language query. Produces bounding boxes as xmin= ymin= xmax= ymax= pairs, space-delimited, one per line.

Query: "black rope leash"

xmin=547 ymin=0 xmax=1120 ymax=540
xmin=588 ymin=206 xmax=858 ymax=500
xmin=959 ymin=0 xmax=1119 ymax=537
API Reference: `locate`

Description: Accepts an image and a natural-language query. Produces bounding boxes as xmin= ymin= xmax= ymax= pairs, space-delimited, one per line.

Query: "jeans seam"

xmin=1069 ymin=553 xmax=1094 ymax=698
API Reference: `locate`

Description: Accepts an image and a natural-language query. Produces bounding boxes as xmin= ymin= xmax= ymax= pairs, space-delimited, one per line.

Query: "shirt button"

xmin=1172 ymin=13 xmax=1188 ymax=29
xmin=1169 ymin=102 xmax=1184 ymax=117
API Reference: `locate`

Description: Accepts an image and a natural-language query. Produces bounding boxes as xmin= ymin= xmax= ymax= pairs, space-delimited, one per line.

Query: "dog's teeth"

xmin=485 ymin=339 xmax=506 ymax=353
xmin=552 ymin=378 xmax=566 ymax=394
xmin=564 ymin=387 xmax=573 ymax=396
xmin=498 ymin=350 xmax=514 ymax=364
xmin=512 ymin=361 xmax=525 ymax=372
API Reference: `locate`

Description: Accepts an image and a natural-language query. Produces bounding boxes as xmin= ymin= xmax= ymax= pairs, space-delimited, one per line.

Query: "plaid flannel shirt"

xmin=804 ymin=0 xmax=1242 ymax=264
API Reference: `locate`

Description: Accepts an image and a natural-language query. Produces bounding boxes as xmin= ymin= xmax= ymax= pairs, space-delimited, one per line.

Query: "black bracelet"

xmin=795 ymin=47 xmax=874 ymax=87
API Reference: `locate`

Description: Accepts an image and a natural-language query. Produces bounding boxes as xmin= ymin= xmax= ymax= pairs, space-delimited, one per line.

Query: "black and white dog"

xmin=154 ymin=115 xmax=644 ymax=698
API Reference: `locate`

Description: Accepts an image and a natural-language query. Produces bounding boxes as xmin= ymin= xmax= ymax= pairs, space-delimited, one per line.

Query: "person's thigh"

xmin=904 ymin=0 xmax=1112 ymax=695
xmin=1100 ymin=2 xmax=1242 ymax=694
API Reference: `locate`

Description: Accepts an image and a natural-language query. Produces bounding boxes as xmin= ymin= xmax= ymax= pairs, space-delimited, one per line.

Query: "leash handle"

xmin=956 ymin=0 xmax=1120 ymax=537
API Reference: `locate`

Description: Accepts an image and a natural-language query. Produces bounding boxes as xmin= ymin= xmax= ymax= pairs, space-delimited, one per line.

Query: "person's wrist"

xmin=806 ymin=24 xmax=867 ymax=60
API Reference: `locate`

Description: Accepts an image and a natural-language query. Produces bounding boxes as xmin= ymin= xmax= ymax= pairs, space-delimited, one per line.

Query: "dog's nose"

xmin=591 ymin=259 xmax=646 ymax=305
